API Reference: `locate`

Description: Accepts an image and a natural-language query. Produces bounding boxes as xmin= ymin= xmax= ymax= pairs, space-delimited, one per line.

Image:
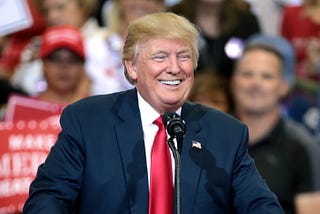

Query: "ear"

xmin=124 ymin=59 xmax=138 ymax=81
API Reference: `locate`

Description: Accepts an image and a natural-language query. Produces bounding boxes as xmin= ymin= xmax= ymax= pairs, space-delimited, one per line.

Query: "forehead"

xmin=139 ymin=37 xmax=191 ymax=52
xmin=237 ymin=49 xmax=282 ymax=72
xmin=50 ymin=48 xmax=77 ymax=55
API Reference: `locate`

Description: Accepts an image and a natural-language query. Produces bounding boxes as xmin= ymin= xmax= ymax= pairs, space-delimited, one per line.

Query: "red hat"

xmin=40 ymin=25 xmax=85 ymax=59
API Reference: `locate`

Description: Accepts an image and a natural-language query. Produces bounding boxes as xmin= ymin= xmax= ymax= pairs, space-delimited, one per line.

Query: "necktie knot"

xmin=154 ymin=116 xmax=165 ymax=130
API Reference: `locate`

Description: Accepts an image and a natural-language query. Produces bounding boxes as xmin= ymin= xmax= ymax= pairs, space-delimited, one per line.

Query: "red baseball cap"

xmin=40 ymin=25 xmax=85 ymax=59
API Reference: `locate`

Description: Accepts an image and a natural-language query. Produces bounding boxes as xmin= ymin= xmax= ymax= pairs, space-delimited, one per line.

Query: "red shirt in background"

xmin=281 ymin=5 xmax=320 ymax=80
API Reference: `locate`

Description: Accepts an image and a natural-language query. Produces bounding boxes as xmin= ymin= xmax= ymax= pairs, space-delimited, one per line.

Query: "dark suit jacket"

xmin=23 ymin=89 xmax=283 ymax=213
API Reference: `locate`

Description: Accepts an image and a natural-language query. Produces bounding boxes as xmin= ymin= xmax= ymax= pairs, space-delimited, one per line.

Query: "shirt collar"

xmin=137 ymin=92 xmax=182 ymax=127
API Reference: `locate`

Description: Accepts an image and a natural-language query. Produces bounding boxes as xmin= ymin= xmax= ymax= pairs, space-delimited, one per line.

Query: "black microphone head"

xmin=162 ymin=111 xmax=177 ymax=125
xmin=162 ymin=111 xmax=186 ymax=139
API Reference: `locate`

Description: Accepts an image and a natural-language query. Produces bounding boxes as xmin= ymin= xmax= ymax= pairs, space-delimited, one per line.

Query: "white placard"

xmin=0 ymin=0 xmax=33 ymax=36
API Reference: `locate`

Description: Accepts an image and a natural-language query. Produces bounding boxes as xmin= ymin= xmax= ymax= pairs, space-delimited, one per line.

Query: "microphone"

xmin=162 ymin=111 xmax=186 ymax=141
xmin=162 ymin=111 xmax=185 ymax=214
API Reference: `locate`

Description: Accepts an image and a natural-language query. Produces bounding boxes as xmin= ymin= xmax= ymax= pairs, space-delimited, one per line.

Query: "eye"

xmin=152 ymin=54 xmax=167 ymax=62
xmin=261 ymin=73 xmax=276 ymax=80
xmin=178 ymin=53 xmax=191 ymax=61
xmin=237 ymin=70 xmax=253 ymax=78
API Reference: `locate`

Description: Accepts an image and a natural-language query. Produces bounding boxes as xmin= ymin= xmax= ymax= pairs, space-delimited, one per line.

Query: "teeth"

xmin=160 ymin=80 xmax=181 ymax=85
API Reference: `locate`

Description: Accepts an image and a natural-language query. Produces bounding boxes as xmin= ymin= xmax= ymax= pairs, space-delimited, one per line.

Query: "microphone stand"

xmin=168 ymin=137 xmax=182 ymax=214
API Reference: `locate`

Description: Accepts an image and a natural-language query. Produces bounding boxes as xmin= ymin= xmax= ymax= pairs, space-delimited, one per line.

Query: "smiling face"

xmin=231 ymin=49 xmax=288 ymax=115
xmin=125 ymin=37 xmax=195 ymax=114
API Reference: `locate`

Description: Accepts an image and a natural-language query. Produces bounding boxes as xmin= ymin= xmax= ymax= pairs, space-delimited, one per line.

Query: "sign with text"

xmin=0 ymin=119 xmax=61 ymax=213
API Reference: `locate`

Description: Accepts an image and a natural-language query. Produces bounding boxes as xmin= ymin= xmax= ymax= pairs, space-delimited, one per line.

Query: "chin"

xmin=162 ymin=97 xmax=181 ymax=107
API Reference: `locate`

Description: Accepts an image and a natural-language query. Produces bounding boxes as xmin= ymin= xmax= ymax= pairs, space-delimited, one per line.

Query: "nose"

xmin=166 ymin=55 xmax=181 ymax=74
xmin=247 ymin=74 xmax=265 ymax=90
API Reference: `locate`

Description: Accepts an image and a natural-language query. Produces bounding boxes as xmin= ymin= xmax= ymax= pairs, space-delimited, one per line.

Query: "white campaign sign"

xmin=0 ymin=0 xmax=33 ymax=36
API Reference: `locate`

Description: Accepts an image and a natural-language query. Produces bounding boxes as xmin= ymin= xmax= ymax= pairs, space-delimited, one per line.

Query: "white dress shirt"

xmin=137 ymin=92 xmax=181 ymax=186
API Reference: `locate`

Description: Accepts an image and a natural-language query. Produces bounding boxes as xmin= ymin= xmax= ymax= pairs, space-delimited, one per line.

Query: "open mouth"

xmin=160 ymin=80 xmax=182 ymax=86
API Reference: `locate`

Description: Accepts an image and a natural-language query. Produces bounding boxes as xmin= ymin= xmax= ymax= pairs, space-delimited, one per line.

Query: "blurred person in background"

xmin=188 ymin=70 xmax=233 ymax=113
xmin=231 ymin=40 xmax=316 ymax=214
xmin=0 ymin=26 xmax=87 ymax=213
xmin=85 ymin=0 xmax=166 ymax=95
xmin=280 ymin=0 xmax=320 ymax=137
xmin=10 ymin=0 xmax=101 ymax=97
xmin=244 ymin=0 xmax=301 ymax=36
xmin=37 ymin=26 xmax=88 ymax=105
xmin=33 ymin=0 xmax=101 ymax=37
xmin=242 ymin=33 xmax=320 ymax=189
xmin=0 ymin=0 xmax=46 ymax=121
xmin=169 ymin=0 xmax=260 ymax=78
xmin=5 ymin=25 xmax=88 ymax=110
xmin=281 ymin=0 xmax=320 ymax=86
xmin=97 ymin=0 xmax=180 ymax=27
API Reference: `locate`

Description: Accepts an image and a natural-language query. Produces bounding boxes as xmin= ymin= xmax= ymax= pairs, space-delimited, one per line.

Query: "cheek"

xmin=184 ymin=62 xmax=195 ymax=73
xmin=233 ymin=81 xmax=249 ymax=99
xmin=43 ymin=64 xmax=54 ymax=77
xmin=185 ymin=76 xmax=194 ymax=89
xmin=231 ymin=79 xmax=243 ymax=91
xmin=139 ymin=63 xmax=162 ymax=78
xmin=272 ymin=84 xmax=286 ymax=99
xmin=71 ymin=69 xmax=83 ymax=79
xmin=240 ymin=79 xmax=257 ymax=92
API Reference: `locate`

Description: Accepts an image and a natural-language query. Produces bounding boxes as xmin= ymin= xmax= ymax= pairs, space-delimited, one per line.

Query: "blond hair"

xmin=122 ymin=12 xmax=199 ymax=84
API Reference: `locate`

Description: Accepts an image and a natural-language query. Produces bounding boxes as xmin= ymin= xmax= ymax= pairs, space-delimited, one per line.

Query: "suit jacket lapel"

xmin=113 ymin=89 xmax=149 ymax=213
xmin=181 ymin=102 xmax=207 ymax=212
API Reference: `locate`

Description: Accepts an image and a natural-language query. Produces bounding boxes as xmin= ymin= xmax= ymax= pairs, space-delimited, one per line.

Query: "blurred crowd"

xmin=1 ymin=0 xmax=320 ymax=213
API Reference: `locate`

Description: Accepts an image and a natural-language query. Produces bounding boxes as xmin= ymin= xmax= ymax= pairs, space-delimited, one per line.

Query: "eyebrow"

xmin=150 ymin=50 xmax=167 ymax=56
xmin=150 ymin=48 xmax=192 ymax=55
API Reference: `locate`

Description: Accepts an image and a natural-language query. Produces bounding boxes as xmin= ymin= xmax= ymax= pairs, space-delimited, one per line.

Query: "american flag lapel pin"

xmin=192 ymin=140 xmax=202 ymax=150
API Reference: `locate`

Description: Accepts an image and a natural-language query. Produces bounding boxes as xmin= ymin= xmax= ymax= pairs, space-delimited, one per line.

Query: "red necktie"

xmin=148 ymin=116 xmax=174 ymax=214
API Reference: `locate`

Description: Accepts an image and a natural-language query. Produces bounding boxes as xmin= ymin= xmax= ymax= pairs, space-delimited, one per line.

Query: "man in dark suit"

xmin=23 ymin=12 xmax=284 ymax=213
